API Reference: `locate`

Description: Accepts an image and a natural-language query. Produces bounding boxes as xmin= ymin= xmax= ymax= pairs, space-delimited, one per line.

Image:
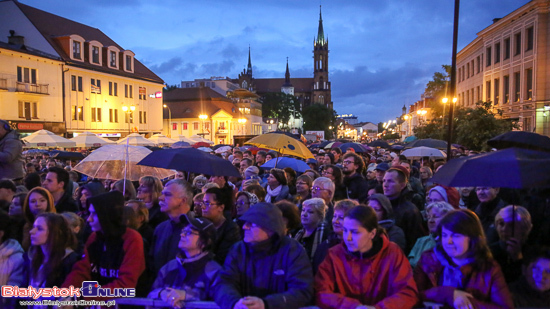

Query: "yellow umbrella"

xmin=245 ymin=133 xmax=314 ymax=159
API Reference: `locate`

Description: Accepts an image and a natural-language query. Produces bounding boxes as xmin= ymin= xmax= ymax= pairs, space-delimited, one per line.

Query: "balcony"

xmin=16 ymin=82 xmax=49 ymax=95
xmin=0 ymin=78 xmax=7 ymax=91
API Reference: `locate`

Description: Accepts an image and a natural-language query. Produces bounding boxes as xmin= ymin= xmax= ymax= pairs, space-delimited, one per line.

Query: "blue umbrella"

xmin=390 ymin=144 xmax=405 ymax=150
xmin=430 ymin=147 xmax=550 ymax=188
xmin=404 ymin=138 xmax=448 ymax=150
xmin=487 ymin=131 xmax=550 ymax=152
xmin=137 ymin=148 xmax=240 ymax=177
xmin=261 ymin=157 xmax=310 ymax=173
xmin=404 ymin=136 xmax=417 ymax=143
xmin=318 ymin=140 xmax=332 ymax=148
xmin=339 ymin=142 xmax=367 ymax=153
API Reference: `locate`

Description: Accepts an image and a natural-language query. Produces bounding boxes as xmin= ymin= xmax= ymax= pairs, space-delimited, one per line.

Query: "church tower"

xmin=281 ymin=57 xmax=294 ymax=95
xmin=237 ymin=45 xmax=255 ymax=91
xmin=312 ymin=5 xmax=332 ymax=110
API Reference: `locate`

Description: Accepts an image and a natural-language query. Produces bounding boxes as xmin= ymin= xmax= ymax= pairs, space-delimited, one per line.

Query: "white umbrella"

xmin=70 ymin=131 xmax=115 ymax=148
xmin=148 ymin=134 xmax=177 ymax=146
xmin=191 ymin=135 xmax=214 ymax=145
xmin=198 ymin=147 xmax=213 ymax=152
xmin=402 ymin=146 xmax=447 ymax=159
xmin=22 ymin=130 xmax=76 ymax=148
xmin=117 ymin=133 xmax=156 ymax=146
xmin=214 ymin=145 xmax=232 ymax=154
xmin=177 ymin=135 xmax=198 ymax=144
xmin=73 ymin=144 xmax=175 ymax=181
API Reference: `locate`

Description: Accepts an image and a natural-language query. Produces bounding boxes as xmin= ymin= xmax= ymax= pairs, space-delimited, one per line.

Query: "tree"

xmin=424 ymin=65 xmax=451 ymax=118
xmin=413 ymin=101 xmax=518 ymax=150
xmin=302 ymin=104 xmax=337 ymax=139
xmin=163 ymin=84 xmax=179 ymax=92
xmin=261 ymin=92 xmax=302 ymax=130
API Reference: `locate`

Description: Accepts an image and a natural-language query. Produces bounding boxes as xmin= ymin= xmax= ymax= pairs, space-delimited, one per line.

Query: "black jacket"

xmin=343 ymin=173 xmax=368 ymax=203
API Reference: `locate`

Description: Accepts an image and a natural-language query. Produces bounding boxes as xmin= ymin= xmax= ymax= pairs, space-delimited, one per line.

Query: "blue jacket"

xmin=213 ymin=235 xmax=314 ymax=309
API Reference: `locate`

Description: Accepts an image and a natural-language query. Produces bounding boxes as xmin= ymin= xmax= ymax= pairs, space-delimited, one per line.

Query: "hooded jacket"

xmin=0 ymin=129 xmax=25 ymax=180
xmin=0 ymin=238 xmax=26 ymax=287
xmin=343 ymin=172 xmax=368 ymax=203
xmin=369 ymin=194 xmax=407 ymax=252
xmin=413 ymin=248 xmax=513 ymax=309
xmin=213 ymin=203 xmax=313 ymax=309
xmin=315 ymin=234 xmax=418 ymax=309
xmin=388 ymin=186 xmax=427 ymax=254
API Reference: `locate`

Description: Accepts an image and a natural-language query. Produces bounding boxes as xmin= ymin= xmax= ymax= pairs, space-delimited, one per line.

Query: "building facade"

xmin=0 ymin=0 xmax=164 ymax=138
xmin=456 ymin=0 xmax=550 ymax=135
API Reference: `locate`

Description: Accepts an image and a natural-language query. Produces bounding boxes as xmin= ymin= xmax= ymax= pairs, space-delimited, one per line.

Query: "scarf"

xmin=265 ymin=185 xmax=282 ymax=203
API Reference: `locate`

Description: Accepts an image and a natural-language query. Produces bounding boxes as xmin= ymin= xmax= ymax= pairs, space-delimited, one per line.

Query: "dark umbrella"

xmin=137 ymin=148 xmax=240 ymax=177
xmin=430 ymin=147 xmax=550 ymax=189
xmin=171 ymin=141 xmax=191 ymax=148
xmin=212 ymin=144 xmax=232 ymax=150
xmin=318 ymin=140 xmax=332 ymax=148
xmin=368 ymin=140 xmax=390 ymax=148
xmin=390 ymin=144 xmax=405 ymax=151
xmin=487 ymin=131 xmax=550 ymax=152
xmin=339 ymin=142 xmax=367 ymax=153
xmin=404 ymin=138 xmax=448 ymax=150
xmin=51 ymin=151 xmax=85 ymax=160
xmin=261 ymin=157 xmax=310 ymax=173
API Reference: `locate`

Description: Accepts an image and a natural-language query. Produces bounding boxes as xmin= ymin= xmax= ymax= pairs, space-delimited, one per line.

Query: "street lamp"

xmin=163 ymin=104 xmax=171 ymax=137
xmin=121 ymin=105 xmax=135 ymax=134
xmin=199 ymin=114 xmax=208 ymax=136
xmin=238 ymin=118 xmax=247 ymax=135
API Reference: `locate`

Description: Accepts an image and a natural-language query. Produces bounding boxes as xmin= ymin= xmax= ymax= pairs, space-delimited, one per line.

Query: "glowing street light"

xmin=163 ymin=104 xmax=171 ymax=137
xmin=199 ymin=114 xmax=208 ymax=136
xmin=122 ymin=105 xmax=135 ymax=134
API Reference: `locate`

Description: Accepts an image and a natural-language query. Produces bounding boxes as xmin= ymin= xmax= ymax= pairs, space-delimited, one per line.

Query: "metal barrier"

xmin=113 ymin=298 xmax=220 ymax=308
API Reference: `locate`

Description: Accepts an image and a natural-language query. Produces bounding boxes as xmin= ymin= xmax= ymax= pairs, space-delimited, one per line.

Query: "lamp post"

xmin=199 ymin=114 xmax=208 ymax=137
xmin=121 ymin=105 xmax=135 ymax=135
xmin=163 ymin=104 xmax=171 ymax=137
xmin=446 ymin=0 xmax=460 ymax=162
xmin=238 ymin=118 xmax=247 ymax=135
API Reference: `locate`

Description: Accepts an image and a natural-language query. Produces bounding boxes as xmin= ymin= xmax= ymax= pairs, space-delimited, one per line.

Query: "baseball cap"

xmin=180 ymin=214 xmax=215 ymax=233
xmin=374 ymin=162 xmax=390 ymax=172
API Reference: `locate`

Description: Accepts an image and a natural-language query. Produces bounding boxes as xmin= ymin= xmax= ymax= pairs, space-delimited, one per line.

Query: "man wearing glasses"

xmin=341 ymin=153 xmax=368 ymax=204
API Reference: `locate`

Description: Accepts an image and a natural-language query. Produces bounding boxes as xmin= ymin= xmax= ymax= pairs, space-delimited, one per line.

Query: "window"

xmin=503 ymin=75 xmax=510 ymax=104
xmin=139 ymin=111 xmax=146 ymax=124
xmin=486 ymin=81 xmax=491 ymax=102
xmin=471 ymin=60 xmax=475 ymax=76
xmin=495 ymin=43 xmax=500 ymax=63
xmin=143 ymin=111 xmax=146 ymax=124
xmin=193 ymin=122 xmax=199 ymax=130
xmin=139 ymin=87 xmax=147 ymax=100
xmin=172 ymin=123 xmax=177 ymax=130
xmin=126 ymin=55 xmax=132 ymax=71
xmin=124 ymin=85 xmax=133 ymax=98
xmin=183 ymin=123 xmax=188 ymax=130
xmin=72 ymin=106 xmax=83 ymax=121
xmin=514 ymin=32 xmax=522 ymax=56
xmin=526 ymin=68 xmax=533 ymax=100
xmin=486 ymin=47 xmax=492 ymax=66
xmin=92 ymin=46 xmax=100 ymax=64
xmin=466 ymin=63 xmax=470 ymax=78
xmin=504 ymin=37 xmax=510 ymax=60
xmin=526 ymin=27 xmax=534 ymax=51
xmin=72 ymin=41 xmax=81 ymax=59
xmin=219 ymin=122 xmax=225 ymax=130
xmin=125 ymin=111 xmax=133 ymax=124
xmin=78 ymin=76 xmax=82 ymax=92
xmin=476 ymin=56 xmax=481 ymax=73
xmin=18 ymin=101 xmax=37 ymax=119
xmin=125 ymin=84 xmax=128 ymax=98
xmin=17 ymin=66 xmax=37 ymax=84
xmin=91 ymin=79 xmax=101 ymax=93
xmin=458 ymin=68 xmax=461 ymax=82
xmin=477 ymin=86 xmax=481 ymax=102
xmin=109 ymin=109 xmax=119 ymax=122
xmin=514 ymin=72 xmax=521 ymax=102
xmin=110 ymin=51 xmax=117 ymax=67
xmin=494 ymin=78 xmax=499 ymax=105
xmin=114 ymin=83 xmax=118 ymax=96
xmin=91 ymin=107 xmax=102 ymax=122
xmin=72 ymin=76 xmax=82 ymax=92
xmin=71 ymin=75 xmax=77 ymax=91
xmin=523 ymin=117 xmax=532 ymax=132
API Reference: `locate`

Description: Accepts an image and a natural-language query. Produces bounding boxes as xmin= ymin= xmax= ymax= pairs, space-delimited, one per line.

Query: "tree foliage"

xmin=261 ymin=92 xmax=302 ymax=130
xmin=413 ymin=101 xmax=518 ymax=150
xmin=302 ymin=104 xmax=337 ymax=139
xmin=424 ymin=65 xmax=451 ymax=118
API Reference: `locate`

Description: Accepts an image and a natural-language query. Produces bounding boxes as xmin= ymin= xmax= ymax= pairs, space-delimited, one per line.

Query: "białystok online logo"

xmin=2 ymin=281 xmax=135 ymax=299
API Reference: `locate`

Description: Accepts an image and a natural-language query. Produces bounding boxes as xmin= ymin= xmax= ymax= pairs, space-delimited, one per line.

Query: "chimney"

xmin=8 ymin=30 xmax=24 ymax=46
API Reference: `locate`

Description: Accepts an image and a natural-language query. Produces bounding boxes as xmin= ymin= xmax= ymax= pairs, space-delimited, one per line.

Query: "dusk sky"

xmin=21 ymin=0 xmax=531 ymax=123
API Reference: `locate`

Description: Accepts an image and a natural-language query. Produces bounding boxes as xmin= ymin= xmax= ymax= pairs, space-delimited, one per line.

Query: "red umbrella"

xmin=192 ymin=142 xmax=212 ymax=148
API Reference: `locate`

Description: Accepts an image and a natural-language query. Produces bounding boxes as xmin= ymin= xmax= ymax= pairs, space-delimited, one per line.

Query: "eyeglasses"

xmin=322 ymin=170 xmax=333 ymax=175
xmin=311 ymin=186 xmax=329 ymax=193
xmin=181 ymin=229 xmax=200 ymax=236
xmin=342 ymin=160 xmax=354 ymax=165
xmin=296 ymin=181 xmax=308 ymax=186
xmin=202 ymin=201 xmax=220 ymax=208
xmin=243 ymin=222 xmax=260 ymax=228
xmin=235 ymin=201 xmax=250 ymax=206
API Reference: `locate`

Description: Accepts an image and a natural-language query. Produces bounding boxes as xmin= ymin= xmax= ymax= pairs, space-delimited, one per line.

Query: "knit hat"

xmin=387 ymin=165 xmax=410 ymax=181
xmin=368 ymin=193 xmax=394 ymax=220
xmin=239 ymin=202 xmax=285 ymax=237
xmin=236 ymin=191 xmax=260 ymax=206
xmin=244 ymin=166 xmax=260 ymax=179
xmin=428 ymin=185 xmax=460 ymax=209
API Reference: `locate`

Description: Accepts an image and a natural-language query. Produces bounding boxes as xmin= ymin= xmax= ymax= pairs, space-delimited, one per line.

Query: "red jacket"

xmin=62 ymin=228 xmax=145 ymax=301
xmin=315 ymin=234 xmax=419 ymax=309
xmin=413 ymin=249 xmax=513 ymax=309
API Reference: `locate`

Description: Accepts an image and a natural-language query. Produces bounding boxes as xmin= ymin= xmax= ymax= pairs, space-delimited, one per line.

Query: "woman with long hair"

xmin=137 ymin=176 xmax=168 ymax=228
xmin=414 ymin=209 xmax=513 ymax=309
xmin=22 ymin=187 xmax=56 ymax=250
xmin=315 ymin=205 xmax=418 ymax=308
xmin=321 ymin=164 xmax=346 ymax=201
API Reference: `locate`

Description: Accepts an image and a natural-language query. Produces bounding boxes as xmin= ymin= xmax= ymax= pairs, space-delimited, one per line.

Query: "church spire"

xmin=246 ymin=45 xmax=252 ymax=76
xmin=315 ymin=5 xmax=326 ymax=46
xmin=283 ymin=57 xmax=292 ymax=87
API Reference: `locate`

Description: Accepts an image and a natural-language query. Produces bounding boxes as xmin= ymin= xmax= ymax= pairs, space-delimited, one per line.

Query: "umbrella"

xmin=245 ymin=133 xmax=314 ymax=159
xmin=22 ymin=149 xmax=49 ymax=155
xmin=318 ymin=140 xmax=332 ymax=149
xmin=22 ymin=130 xmax=76 ymax=148
xmin=117 ymin=133 xmax=156 ymax=146
xmin=487 ymin=131 xmax=550 ymax=152
xmin=339 ymin=142 xmax=367 ymax=153
xmin=148 ymin=134 xmax=177 ymax=146
xmin=404 ymin=138 xmax=448 ymax=150
xmin=214 ymin=146 xmax=233 ymax=154
xmin=73 ymin=144 xmax=175 ymax=181
xmin=323 ymin=141 xmax=342 ymax=149
xmin=171 ymin=141 xmax=191 ymax=149
xmin=177 ymin=135 xmax=198 ymax=144
xmin=402 ymin=146 xmax=446 ymax=159
xmin=70 ymin=131 xmax=115 ymax=148
xmin=404 ymin=136 xmax=418 ymax=143
xmin=137 ymin=148 xmax=240 ymax=177
xmin=192 ymin=142 xmax=212 ymax=148
xmin=190 ymin=135 xmax=214 ymax=145
xmin=212 ymin=144 xmax=232 ymax=150
xmin=390 ymin=144 xmax=405 ymax=151
xmin=260 ymin=157 xmax=310 ymax=173
xmin=430 ymin=147 xmax=550 ymax=188
xmin=368 ymin=140 xmax=390 ymax=148
xmin=198 ymin=147 xmax=213 ymax=152
xmin=51 ymin=151 xmax=85 ymax=160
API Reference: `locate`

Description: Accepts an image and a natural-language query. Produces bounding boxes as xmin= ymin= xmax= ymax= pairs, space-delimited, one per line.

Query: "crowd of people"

xmin=0 ymin=127 xmax=549 ymax=308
